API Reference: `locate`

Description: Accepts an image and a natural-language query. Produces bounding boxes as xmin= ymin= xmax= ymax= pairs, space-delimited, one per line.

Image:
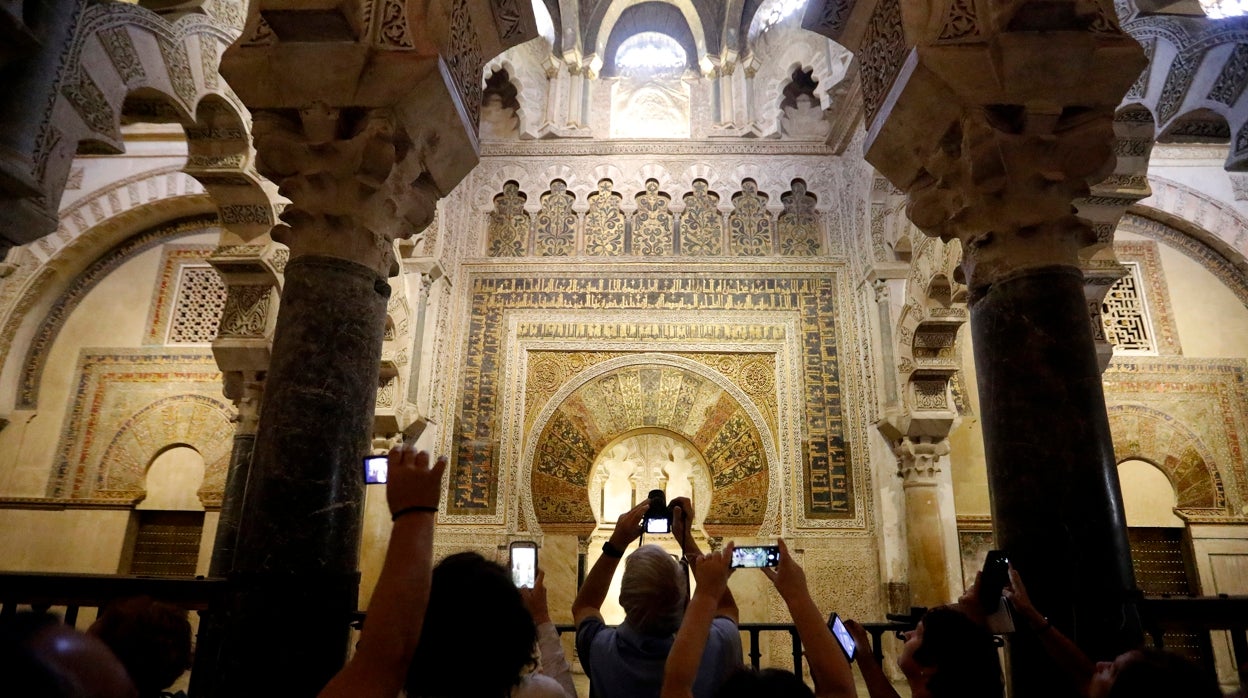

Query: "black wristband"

xmin=391 ymin=505 xmax=439 ymax=521
xmin=601 ymin=541 xmax=625 ymax=558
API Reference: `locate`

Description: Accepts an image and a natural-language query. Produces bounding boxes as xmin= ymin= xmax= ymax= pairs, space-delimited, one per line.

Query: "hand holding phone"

xmin=828 ymin=613 xmax=857 ymax=662
xmin=363 ymin=454 xmax=388 ymax=484
xmin=730 ymin=545 xmax=780 ymax=568
xmin=509 ymin=541 xmax=538 ymax=589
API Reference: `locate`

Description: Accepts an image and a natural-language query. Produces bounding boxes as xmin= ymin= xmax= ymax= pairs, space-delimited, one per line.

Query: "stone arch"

xmin=95 ymin=394 xmax=234 ymax=507
xmin=5 ymin=214 xmax=220 ymax=411
xmin=589 ymin=0 xmax=710 ymax=74
xmin=16 ymin=1 xmax=276 ymax=245
xmin=483 ymin=41 xmax=550 ymax=140
xmin=1107 ymin=404 xmax=1228 ymax=514
xmin=750 ymin=28 xmax=852 ymax=137
xmin=1135 ymin=176 xmax=1248 ymax=277
xmin=894 ymin=236 xmax=968 ymax=413
xmin=522 ymin=353 xmax=779 ymax=537
xmin=586 ymin=427 xmax=713 ymax=525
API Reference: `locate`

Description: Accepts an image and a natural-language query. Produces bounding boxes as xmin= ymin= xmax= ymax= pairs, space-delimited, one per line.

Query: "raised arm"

xmin=843 ymin=619 xmax=900 ymax=698
xmin=661 ymin=543 xmax=735 ymax=698
xmin=571 ymin=501 xmax=647 ymax=626
xmin=319 ymin=447 xmax=446 ymax=698
xmin=523 ymin=569 xmax=577 ymax=697
xmin=763 ymin=539 xmax=857 ymax=698
xmin=671 ymin=497 xmax=738 ymax=623
xmin=1003 ymin=565 xmax=1096 ymax=697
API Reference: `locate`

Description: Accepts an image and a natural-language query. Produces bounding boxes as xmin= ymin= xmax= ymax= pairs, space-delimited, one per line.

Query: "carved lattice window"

xmin=1102 ymin=263 xmax=1155 ymax=354
xmin=778 ymin=180 xmax=820 ymax=255
xmin=534 ymin=180 xmax=577 ymax=256
xmin=486 ymin=181 xmax=531 ymax=257
xmin=631 ymin=179 xmax=674 ymax=255
xmin=584 ymin=179 xmax=625 ymax=256
xmin=679 ymin=180 xmax=723 ymax=255
xmin=167 ymin=266 xmax=227 ymax=344
xmin=728 ymin=179 xmax=774 ymax=256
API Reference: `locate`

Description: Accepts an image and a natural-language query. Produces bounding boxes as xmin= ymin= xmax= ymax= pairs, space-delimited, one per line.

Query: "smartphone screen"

xmin=978 ymin=550 xmax=1010 ymax=612
xmin=730 ymin=545 xmax=780 ymax=568
xmin=363 ymin=455 xmax=388 ymax=485
xmin=510 ymin=543 xmax=537 ymax=589
xmin=645 ymin=516 xmax=671 ymax=534
xmin=829 ymin=613 xmax=857 ymax=661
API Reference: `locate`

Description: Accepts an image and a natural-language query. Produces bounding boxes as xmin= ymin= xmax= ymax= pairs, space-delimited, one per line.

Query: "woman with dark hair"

xmin=844 ymin=605 xmax=1003 ymax=698
xmin=1004 ymin=567 xmax=1220 ymax=698
xmin=88 ymin=596 xmax=191 ymax=698
xmin=404 ymin=552 xmax=566 ymax=697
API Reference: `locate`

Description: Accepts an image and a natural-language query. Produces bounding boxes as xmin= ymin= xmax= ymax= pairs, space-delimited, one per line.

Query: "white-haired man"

xmin=572 ymin=497 xmax=742 ymax=698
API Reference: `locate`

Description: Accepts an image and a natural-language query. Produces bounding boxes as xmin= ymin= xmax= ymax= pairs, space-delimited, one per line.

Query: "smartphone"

xmin=730 ymin=545 xmax=780 ymax=568
xmin=828 ymin=613 xmax=857 ymax=662
xmin=363 ymin=455 xmax=388 ymax=484
xmin=509 ymin=541 xmax=538 ymax=589
xmin=978 ymin=550 xmax=1010 ymax=612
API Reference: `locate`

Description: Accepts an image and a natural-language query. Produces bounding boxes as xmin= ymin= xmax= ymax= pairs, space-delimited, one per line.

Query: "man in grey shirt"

xmin=572 ymin=498 xmax=742 ymax=698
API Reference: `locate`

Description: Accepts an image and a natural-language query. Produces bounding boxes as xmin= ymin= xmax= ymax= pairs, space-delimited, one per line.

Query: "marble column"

xmin=208 ymin=105 xmax=433 ymax=696
xmin=804 ymin=1 xmax=1147 ymax=693
xmin=896 ymin=436 xmax=952 ymax=609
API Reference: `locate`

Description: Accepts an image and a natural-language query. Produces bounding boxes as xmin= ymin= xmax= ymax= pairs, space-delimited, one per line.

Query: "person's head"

xmin=1 ymin=611 xmax=137 ymax=698
xmin=405 ymin=551 xmax=537 ymax=697
xmin=619 ymin=544 xmax=686 ymax=636
xmin=1091 ymin=648 xmax=1221 ymax=698
xmin=88 ymin=596 xmax=191 ymax=698
xmin=715 ymin=667 xmax=814 ymax=698
xmin=897 ymin=605 xmax=1002 ymax=698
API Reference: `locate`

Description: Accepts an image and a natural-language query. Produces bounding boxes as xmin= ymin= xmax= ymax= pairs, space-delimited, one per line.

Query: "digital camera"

xmin=643 ymin=489 xmax=671 ymax=534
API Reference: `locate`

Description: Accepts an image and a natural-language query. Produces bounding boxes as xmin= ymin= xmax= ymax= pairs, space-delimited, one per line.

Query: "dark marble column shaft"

xmin=971 ymin=265 xmax=1139 ymax=697
xmin=213 ymin=255 xmax=388 ymax=697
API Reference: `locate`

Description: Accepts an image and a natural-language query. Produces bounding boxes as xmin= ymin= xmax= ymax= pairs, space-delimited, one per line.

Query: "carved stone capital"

xmin=893 ymin=435 xmax=950 ymax=485
xmin=251 ymin=105 xmax=439 ymax=274
xmin=808 ymin=0 xmax=1146 ymax=297
xmin=223 ymin=372 xmax=267 ymax=435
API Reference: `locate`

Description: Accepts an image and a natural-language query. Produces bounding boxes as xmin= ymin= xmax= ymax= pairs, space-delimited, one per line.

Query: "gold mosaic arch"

xmin=528 ymin=361 xmax=771 ymax=536
xmin=1108 ymin=404 xmax=1228 ymax=513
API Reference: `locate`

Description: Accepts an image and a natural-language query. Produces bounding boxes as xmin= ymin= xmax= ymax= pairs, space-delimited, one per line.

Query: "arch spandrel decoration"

xmin=526 ymin=355 xmax=778 ymax=537
xmin=97 ymin=394 xmax=235 ymax=507
xmin=1107 ymin=404 xmax=1228 ymax=514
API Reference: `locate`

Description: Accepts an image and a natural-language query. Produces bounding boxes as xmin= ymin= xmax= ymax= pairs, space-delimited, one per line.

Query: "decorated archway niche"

xmin=588 ymin=429 xmax=712 ymax=527
xmin=1107 ymin=404 xmax=1228 ymax=516
xmin=529 ymin=361 xmax=771 ymax=536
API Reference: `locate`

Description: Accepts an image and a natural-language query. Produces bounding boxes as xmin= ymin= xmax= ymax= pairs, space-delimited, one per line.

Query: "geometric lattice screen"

xmin=1102 ymin=263 xmax=1155 ymax=354
xmin=167 ymin=266 xmax=227 ymax=344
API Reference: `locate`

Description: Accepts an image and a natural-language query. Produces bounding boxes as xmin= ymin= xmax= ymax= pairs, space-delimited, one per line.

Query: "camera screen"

xmin=645 ymin=516 xmax=671 ymax=534
xmin=511 ymin=546 xmax=536 ymax=589
xmin=363 ymin=455 xmax=388 ymax=485
xmin=730 ymin=545 xmax=780 ymax=568
xmin=830 ymin=614 xmax=857 ymax=661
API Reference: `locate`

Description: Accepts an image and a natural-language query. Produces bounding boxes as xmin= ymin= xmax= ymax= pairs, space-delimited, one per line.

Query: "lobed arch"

xmin=93 ymin=394 xmax=234 ymax=507
xmin=483 ymin=39 xmax=554 ymax=140
xmin=585 ymin=427 xmax=713 ymax=526
xmin=1107 ymin=404 xmax=1228 ymax=514
xmin=521 ymin=353 xmax=780 ymax=537
xmin=20 ymin=1 xmax=277 ymax=247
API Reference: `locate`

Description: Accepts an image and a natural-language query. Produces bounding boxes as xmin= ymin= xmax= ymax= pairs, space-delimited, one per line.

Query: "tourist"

xmin=662 ymin=538 xmax=857 ymax=698
xmin=1 ymin=610 xmax=138 ymax=698
xmin=573 ymin=497 xmax=742 ymax=698
xmin=520 ymin=568 xmax=578 ymax=697
xmin=88 ymin=596 xmax=192 ymax=698
xmin=844 ymin=607 xmax=1002 ymax=698
xmin=318 ymin=445 xmax=445 ymax=698
xmin=1003 ymin=566 xmax=1220 ymax=698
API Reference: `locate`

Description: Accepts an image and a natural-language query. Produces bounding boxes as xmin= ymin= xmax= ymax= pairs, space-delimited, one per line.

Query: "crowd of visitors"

xmin=0 ymin=444 xmax=1229 ymax=697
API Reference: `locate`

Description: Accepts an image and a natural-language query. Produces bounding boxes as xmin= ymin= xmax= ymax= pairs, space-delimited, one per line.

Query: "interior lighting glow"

xmin=615 ymin=32 xmax=687 ymax=76
xmin=1201 ymin=0 xmax=1248 ymax=18
xmin=531 ymin=0 xmax=556 ymax=45
xmin=749 ymin=0 xmax=809 ymax=42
